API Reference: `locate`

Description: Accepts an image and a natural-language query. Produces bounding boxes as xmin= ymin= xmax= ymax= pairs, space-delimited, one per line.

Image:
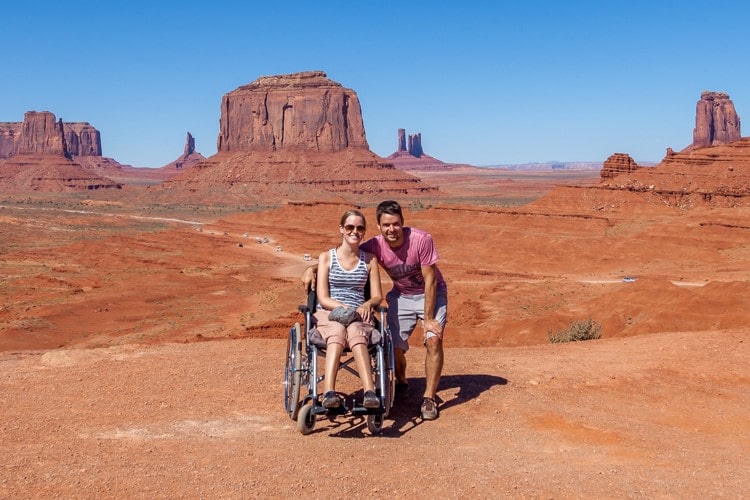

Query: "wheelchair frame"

xmin=284 ymin=287 xmax=395 ymax=435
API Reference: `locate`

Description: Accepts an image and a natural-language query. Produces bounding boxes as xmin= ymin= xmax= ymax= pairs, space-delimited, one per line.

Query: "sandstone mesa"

xmin=154 ymin=71 xmax=434 ymax=204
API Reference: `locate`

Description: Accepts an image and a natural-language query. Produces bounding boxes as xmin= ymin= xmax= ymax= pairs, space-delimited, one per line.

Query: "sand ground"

xmin=1 ymin=173 xmax=749 ymax=497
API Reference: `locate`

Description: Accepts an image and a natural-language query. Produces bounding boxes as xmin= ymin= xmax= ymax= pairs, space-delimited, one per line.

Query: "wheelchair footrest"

xmin=351 ymin=405 xmax=385 ymax=416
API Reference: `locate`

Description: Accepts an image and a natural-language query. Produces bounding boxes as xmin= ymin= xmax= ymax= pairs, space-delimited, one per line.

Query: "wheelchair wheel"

xmin=380 ymin=335 xmax=396 ymax=418
xmin=383 ymin=359 xmax=395 ymax=417
xmin=297 ymin=402 xmax=316 ymax=435
xmin=284 ymin=323 xmax=303 ymax=420
xmin=366 ymin=413 xmax=384 ymax=434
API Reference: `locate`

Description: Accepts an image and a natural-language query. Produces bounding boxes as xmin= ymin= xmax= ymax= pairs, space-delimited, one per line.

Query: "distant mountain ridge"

xmin=479 ymin=160 xmax=661 ymax=171
xmin=480 ymin=161 xmax=603 ymax=170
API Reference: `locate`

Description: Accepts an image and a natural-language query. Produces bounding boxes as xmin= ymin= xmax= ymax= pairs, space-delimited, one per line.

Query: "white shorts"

xmin=386 ymin=289 xmax=448 ymax=352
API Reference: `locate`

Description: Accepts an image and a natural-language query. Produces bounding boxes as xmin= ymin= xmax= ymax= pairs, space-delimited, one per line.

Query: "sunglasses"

xmin=343 ymin=224 xmax=366 ymax=233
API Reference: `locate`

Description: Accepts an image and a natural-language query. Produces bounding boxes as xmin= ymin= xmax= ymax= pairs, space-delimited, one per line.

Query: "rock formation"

xmin=387 ymin=128 xmax=472 ymax=171
xmin=692 ymin=91 xmax=741 ymax=148
xmin=0 ymin=123 xmax=20 ymax=158
xmin=16 ymin=111 xmax=69 ymax=157
xmin=217 ymin=70 xmax=368 ymax=153
xmin=408 ymin=133 xmax=424 ymax=157
xmin=552 ymin=139 xmax=750 ymax=211
xmin=397 ymin=128 xmax=407 ymax=152
xmin=184 ymin=132 xmax=196 ymax=156
xmin=159 ymin=132 xmax=206 ymax=172
xmin=158 ymin=71 xmax=434 ymax=203
xmin=532 ymin=90 xmax=750 ymax=211
xmin=0 ymin=111 xmax=121 ymax=192
xmin=600 ymin=153 xmax=640 ymax=179
xmin=64 ymin=122 xmax=102 ymax=156
xmin=0 ymin=114 xmax=102 ymax=158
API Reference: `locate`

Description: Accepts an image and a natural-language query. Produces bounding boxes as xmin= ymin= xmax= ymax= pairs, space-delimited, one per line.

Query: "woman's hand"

xmin=357 ymin=304 xmax=372 ymax=324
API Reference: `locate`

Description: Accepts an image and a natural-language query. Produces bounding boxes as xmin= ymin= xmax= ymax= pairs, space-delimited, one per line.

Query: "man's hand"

xmin=424 ymin=318 xmax=443 ymax=339
xmin=301 ymin=266 xmax=316 ymax=290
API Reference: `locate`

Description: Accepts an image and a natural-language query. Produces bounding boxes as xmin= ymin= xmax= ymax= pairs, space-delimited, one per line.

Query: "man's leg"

xmin=387 ymin=291 xmax=414 ymax=391
xmin=420 ymin=291 xmax=447 ymax=420
xmin=423 ymin=336 xmax=443 ymax=399
xmin=394 ymin=347 xmax=407 ymax=385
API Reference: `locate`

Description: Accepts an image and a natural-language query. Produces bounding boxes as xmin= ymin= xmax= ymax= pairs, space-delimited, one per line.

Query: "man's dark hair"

xmin=376 ymin=200 xmax=404 ymax=224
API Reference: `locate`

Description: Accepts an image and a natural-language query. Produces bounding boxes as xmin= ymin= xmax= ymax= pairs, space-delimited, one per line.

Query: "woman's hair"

xmin=339 ymin=209 xmax=366 ymax=228
xmin=376 ymin=200 xmax=403 ymax=224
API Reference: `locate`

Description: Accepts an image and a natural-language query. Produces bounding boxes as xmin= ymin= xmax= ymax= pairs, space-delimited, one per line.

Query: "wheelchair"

xmin=284 ymin=284 xmax=395 ymax=435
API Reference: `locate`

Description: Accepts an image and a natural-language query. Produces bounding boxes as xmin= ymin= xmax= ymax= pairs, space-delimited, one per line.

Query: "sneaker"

xmin=395 ymin=382 xmax=409 ymax=401
xmin=420 ymin=397 xmax=439 ymax=420
xmin=321 ymin=391 xmax=340 ymax=409
xmin=363 ymin=390 xmax=380 ymax=409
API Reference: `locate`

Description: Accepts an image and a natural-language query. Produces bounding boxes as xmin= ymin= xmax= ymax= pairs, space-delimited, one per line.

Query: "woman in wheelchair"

xmin=314 ymin=209 xmax=383 ymax=410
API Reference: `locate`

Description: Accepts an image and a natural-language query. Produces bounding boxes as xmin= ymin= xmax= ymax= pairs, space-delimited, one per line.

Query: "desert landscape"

xmin=1 ymin=73 xmax=749 ymax=497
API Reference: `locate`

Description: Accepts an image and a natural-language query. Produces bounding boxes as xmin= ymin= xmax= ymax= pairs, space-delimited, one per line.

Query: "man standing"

xmin=361 ymin=200 xmax=448 ymax=420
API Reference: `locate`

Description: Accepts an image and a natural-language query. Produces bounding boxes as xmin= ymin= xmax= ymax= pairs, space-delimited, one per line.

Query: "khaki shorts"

xmin=313 ymin=309 xmax=374 ymax=348
xmin=386 ymin=289 xmax=448 ymax=352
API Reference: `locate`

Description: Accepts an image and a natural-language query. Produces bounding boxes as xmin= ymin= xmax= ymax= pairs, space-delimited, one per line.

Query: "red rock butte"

xmin=217 ymin=70 xmax=368 ymax=153
xmin=691 ymin=91 xmax=741 ymax=149
xmin=0 ymin=111 xmax=120 ymax=192
xmin=157 ymin=71 xmax=435 ymax=203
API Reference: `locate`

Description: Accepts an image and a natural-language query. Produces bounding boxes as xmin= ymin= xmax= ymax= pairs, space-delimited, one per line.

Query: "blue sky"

xmin=3 ymin=0 xmax=749 ymax=167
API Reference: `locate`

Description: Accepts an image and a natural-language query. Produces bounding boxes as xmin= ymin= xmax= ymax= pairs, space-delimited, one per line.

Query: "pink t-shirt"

xmin=361 ymin=227 xmax=447 ymax=296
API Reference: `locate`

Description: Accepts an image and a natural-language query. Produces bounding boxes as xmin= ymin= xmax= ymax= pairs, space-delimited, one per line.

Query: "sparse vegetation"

xmin=548 ymin=318 xmax=602 ymax=343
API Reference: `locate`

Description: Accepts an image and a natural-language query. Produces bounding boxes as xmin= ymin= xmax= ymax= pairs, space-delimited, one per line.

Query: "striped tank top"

xmin=327 ymin=248 xmax=368 ymax=309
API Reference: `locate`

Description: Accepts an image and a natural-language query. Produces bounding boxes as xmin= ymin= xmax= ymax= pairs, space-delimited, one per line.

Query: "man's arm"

xmin=422 ymin=264 xmax=443 ymax=338
xmin=300 ymin=263 xmax=317 ymax=290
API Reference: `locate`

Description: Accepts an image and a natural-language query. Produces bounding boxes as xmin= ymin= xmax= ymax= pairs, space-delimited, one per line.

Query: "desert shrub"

xmin=548 ymin=318 xmax=602 ymax=343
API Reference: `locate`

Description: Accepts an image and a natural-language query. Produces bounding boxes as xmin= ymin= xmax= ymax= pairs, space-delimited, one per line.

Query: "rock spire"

xmin=692 ymin=91 xmax=741 ymax=148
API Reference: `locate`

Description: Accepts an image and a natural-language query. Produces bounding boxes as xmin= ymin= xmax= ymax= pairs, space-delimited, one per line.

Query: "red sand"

xmin=1 ymin=169 xmax=748 ymax=496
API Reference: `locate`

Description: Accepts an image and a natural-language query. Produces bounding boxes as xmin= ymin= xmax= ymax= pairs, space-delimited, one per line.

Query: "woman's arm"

xmin=315 ymin=251 xmax=345 ymax=311
xmin=357 ymin=252 xmax=382 ymax=322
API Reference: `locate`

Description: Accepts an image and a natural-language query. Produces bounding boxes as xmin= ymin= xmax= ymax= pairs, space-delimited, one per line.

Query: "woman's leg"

xmin=351 ymin=344 xmax=375 ymax=392
xmin=323 ymin=342 xmax=344 ymax=393
xmin=315 ymin=310 xmax=346 ymax=408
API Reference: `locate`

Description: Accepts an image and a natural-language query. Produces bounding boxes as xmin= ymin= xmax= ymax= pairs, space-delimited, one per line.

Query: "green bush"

xmin=548 ymin=318 xmax=602 ymax=343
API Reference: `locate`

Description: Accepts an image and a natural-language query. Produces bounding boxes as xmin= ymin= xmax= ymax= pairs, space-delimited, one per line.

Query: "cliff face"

xmin=0 ymin=114 xmax=102 ymax=158
xmin=692 ymin=91 xmax=741 ymax=148
xmin=65 ymin=122 xmax=102 ymax=156
xmin=0 ymin=124 xmax=19 ymax=158
xmin=17 ymin=111 xmax=68 ymax=157
xmin=217 ymin=71 xmax=368 ymax=153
